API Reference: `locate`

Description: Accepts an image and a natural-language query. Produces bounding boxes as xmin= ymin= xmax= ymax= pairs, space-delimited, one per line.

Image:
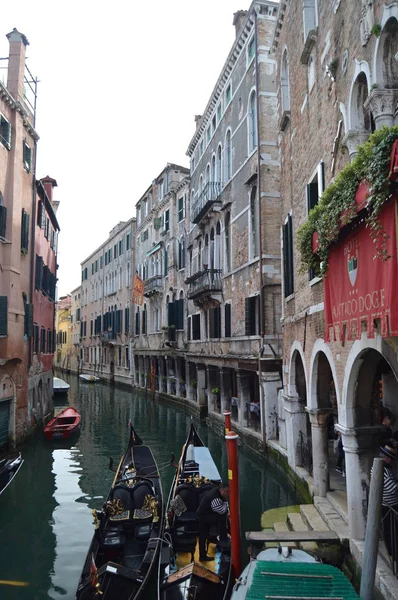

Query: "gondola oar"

xmin=0 ymin=580 xmax=29 ymax=587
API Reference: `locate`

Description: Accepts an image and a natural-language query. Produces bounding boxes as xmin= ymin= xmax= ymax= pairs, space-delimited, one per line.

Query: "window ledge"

xmin=300 ymin=29 xmax=317 ymax=65
xmin=309 ymin=276 xmax=322 ymax=287
xmin=285 ymin=293 xmax=295 ymax=303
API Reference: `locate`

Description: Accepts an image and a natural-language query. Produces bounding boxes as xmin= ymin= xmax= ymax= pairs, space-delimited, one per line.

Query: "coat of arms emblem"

xmin=347 ymin=254 xmax=358 ymax=287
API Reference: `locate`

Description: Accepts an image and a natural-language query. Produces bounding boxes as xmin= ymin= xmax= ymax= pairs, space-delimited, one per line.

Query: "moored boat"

xmin=231 ymin=547 xmax=359 ymax=599
xmin=0 ymin=453 xmax=23 ymax=495
xmin=44 ymin=407 xmax=81 ymax=440
xmin=75 ymin=424 xmax=163 ymax=600
xmin=79 ymin=374 xmax=100 ymax=383
xmin=158 ymin=423 xmax=232 ymax=600
xmin=53 ymin=376 xmax=70 ymax=394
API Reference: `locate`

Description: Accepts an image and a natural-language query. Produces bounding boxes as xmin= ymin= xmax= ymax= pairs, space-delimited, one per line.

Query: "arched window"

xmin=211 ymin=154 xmax=216 ymax=182
xmin=217 ymin=144 xmax=222 ymax=184
xmin=205 ymin=164 xmax=210 ymax=185
xmin=126 ymin=262 xmax=131 ymax=287
xmin=179 ymin=237 xmax=186 ymax=270
xmin=248 ymin=90 xmax=257 ymax=152
xmin=105 ymin=276 xmax=108 ymax=296
xmin=198 ymin=240 xmax=202 ymax=271
xmin=215 ymin=221 xmax=221 ymax=270
xmin=250 ymin=186 xmax=259 ymax=258
xmin=204 ymin=234 xmax=209 ymax=267
xmin=210 ymin=228 xmax=215 ymax=269
xmin=225 ymin=212 xmax=231 ymax=272
xmin=199 ymin=175 xmax=203 ymax=194
xmin=281 ymin=50 xmax=290 ymax=112
xmin=225 ymin=130 xmax=232 ymax=181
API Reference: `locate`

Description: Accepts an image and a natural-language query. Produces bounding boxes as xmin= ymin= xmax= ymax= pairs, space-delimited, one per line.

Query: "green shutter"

xmin=0 ymin=296 xmax=8 ymax=336
xmin=154 ymin=217 xmax=161 ymax=230
xmin=24 ymin=303 xmax=34 ymax=337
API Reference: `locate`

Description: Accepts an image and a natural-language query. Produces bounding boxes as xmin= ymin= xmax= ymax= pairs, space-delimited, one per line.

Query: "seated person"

xmin=196 ymin=482 xmax=229 ymax=562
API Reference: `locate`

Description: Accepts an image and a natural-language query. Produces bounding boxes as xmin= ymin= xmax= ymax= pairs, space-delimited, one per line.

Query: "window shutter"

xmin=84 ymin=321 xmax=87 ymax=337
xmin=21 ymin=209 xmax=30 ymax=252
xmin=0 ymin=205 xmax=7 ymax=238
xmin=245 ymin=298 xmax=250 ymax=336
xmin=187 ymin=316 xmax=191 ymax=341
xmin=135 ymin=310 xmax=140 ymax=335
xmin=24 ymin=303 xmax=33 ymax=338
xmin=35 ymin=255 xmax=43 ymax=290
xmin=37 ymin=202 xmax=43 ymax=227
xmin=0 ymin=296 xmax=8 ymax=335
xmin=124 ymin=307 xmax=130 ymax=333
xmin=168 ymin=302 xmax=176 ymax=328
xmin=225 ymin=303 xmax=231 ymax=338
xmin=154 ymin=217 xmax=161 ymax=230
xmin=215 ymin=306 xmax=221 ymax=338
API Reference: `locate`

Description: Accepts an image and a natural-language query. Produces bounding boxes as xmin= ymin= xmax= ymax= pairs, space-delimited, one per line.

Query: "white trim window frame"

xmin=0 ymin=113 xmax=11 ymax=150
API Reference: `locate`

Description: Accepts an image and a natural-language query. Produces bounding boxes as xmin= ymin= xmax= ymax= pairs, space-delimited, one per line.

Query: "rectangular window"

xmin=164 ymin=209 xmax=170 ymax=232
xmin=225 ymin=83 xmax=232 ymax=105
xmin=124 ymin=307 xmax=130 ymax=333
xmin=212 ymin=115 xmax=216 ymax=131
xmin=187 ymin=316 xmax=191 ymax=341
xmin=159 ymin=180 xmax=164 ymax=200
xmin=76 ymin=308 xmax=81 ymax=321
xmin=283 ymin=214 xmax=294 ymax=297
xmin=40 ymin=327 xmax=46 ymax=354
xmin=37 ymin=202 xmax=43 ymax=228
xmin=35 ymin=255 xmax=43 ymax=290
xmin=33 ymin=324 xmax=39 ymax=352
xmin=0 ymin=114 xmax=11 ymax=150
xmin=114 ymin=244 xmax=117 ymax=259
xmin=248 ymin=37 xmax=255 ymax=62
xmin=245 ymin=296 xmax=259 ymax=336
xmin=126 ymin=234 xmax=131 ymax=250
xmin=225 ymin=303 xmax=231 ymax=338
xmin=200 ymin=139 xmax=204 ymax=156
xmin=125 ymin=346 xmax=130 ymax=370
xmin=21 ymin=209 xmax=30 ymax=253
xmin=209 ymin=306 xmax=221 ymax=338
xmin=217 ymin=103 xmax=222 ymax=122
xmin=44 ymin=218 xmax=50 ymax=240
xmin=118 ymin=346 xmax=122 ymax=367
xmin=119 ymin=239 xmax=123 ymax=255
xmin=47 ymin=329 xmax=52 ymax=353
xmin=0 ymin=203 xmax=6 ymax=239
xmin=100 ymin=256 xmax=103 ymax=269
xmin=206 ymin=126 xmax=211 ymax=144
xmin=178 ymin=196 xmax=184 ymax=222
xmin=192 ymin=314 xmax=201 ymax=340
xmin=142 ymin=309 xmax=147 ymax=335
xmin=0 ymin=296 xmax=8 ymax=336
xmin=24 ymin=303 xmax=33 ymax=338
xmin=23 ymin=141 xmax=32 ymax=172
xmin=135 ymin=309 xmax=140 ymax=335
xmin=92 ymin=263 xmax=95 ymax=275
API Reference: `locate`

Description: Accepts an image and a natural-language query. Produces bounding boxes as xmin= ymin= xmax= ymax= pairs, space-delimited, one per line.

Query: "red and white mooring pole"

xmin=224 ymin=411 xmax=231 ymax=434
xmin=225 ymin=430 xmax=241 ymax=579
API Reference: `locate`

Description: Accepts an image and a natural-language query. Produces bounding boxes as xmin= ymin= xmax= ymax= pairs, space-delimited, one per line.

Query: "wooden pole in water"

xmin=359 ymin=457 xmax=384 ymax=600
xmin=224 ymin=411 xmax=231 ymax=434
xmin=225 ymin=430 xmax=241 ymax=580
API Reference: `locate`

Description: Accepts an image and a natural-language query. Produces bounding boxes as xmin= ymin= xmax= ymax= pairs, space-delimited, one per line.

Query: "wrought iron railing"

xmin=191 ymin=181 xmax=222 ymax=223
xmin=144 ymin=275 xmax=163 ymax=296
xmin=186 ymin=268 xmax=222 ymax=299
xmin=381 ymin=504 xmax=398 ymax=574
xmin=297 ymin=430 xmax=313 ymax=476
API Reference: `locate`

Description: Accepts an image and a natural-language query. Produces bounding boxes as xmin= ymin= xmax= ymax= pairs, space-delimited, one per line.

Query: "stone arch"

xmin=339 ymin=102 xmax=349 ymax=135
xmin=373 ymin=11 xmax=398 ymax=87
xmin=309 ymin=338 xmax=340 ymax=410
xmin=288 ymin=345 xmax=307 ymax=404
xmin=343 ymin=336 xmax=398 ymax=429
xmin=348 ymin=62 xmax=373 ymax=132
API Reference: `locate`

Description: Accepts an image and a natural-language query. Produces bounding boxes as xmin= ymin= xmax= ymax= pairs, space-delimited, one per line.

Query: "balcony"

xmin=191 ymin=181 xmax=222 ymax=224
xmin=144 ymin=275 xmax=163 ymax=297
xmin=186 ymin=268 xmax=222 ymax=304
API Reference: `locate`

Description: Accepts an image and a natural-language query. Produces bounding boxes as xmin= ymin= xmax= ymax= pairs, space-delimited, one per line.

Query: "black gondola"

xmin=0 ymin=453 xmax=23 ymax=496
xmin=158 ymin=423 xmax=232 ymax=600
xmin=76 ymin=424 xmax=163 ymax=600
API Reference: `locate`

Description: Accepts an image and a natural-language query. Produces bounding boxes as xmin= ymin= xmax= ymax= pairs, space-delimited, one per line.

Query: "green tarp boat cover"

xmin=246 ymin=561 xmax=359 ymax=600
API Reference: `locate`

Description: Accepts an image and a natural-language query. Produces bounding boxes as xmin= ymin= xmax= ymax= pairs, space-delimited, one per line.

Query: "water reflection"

xmin=0 ymin=376 xmax=300 ymax=600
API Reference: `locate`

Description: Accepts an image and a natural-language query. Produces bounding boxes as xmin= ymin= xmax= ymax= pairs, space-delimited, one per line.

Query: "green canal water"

xmin=0 ymin=376 xmax=301 ymax=599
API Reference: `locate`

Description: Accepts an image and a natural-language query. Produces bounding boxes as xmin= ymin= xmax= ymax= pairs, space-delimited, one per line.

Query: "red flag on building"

xmin=132 ymin=274 xmax=144 ymax=306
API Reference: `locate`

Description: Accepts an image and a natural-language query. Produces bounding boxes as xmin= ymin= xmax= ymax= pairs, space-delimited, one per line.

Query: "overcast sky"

xmin=1 ymin=0 xmax=240 ymax=296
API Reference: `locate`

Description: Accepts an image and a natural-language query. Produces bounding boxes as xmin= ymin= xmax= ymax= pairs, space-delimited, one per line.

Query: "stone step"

xmin=273 ymin=521 xmax=296 ymax=547
xmin=300 ymin=504 xmax=330 ymax=532
xmin=314 ymin=496 xmax=349 ymax=542
xmin=287 ymin=512 xmax=318 ymax=552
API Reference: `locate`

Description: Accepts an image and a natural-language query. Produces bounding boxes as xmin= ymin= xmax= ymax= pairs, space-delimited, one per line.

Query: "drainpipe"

xmin=254 ymin=6 xmax=267 ymax=445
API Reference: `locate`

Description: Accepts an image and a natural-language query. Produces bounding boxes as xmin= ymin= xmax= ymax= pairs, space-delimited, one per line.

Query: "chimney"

xmin=6 ymin=28 xmax=29 ymax=101
xmin=233 ymin=10 xmax=248 ymax=39
xmin=194 ymin=115 xmax=202 ymax=130
xmin=40 ymin=175 xmax=58 ymax=204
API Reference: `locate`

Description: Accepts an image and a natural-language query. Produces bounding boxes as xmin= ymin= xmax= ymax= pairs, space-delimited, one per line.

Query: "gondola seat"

xmin=174 ymin=485 xmax=198 ymax=532
xmin=172 ymin=525 xmax=197 ymax=558
xmin=135 ymin=523 xmax=152 ymax=541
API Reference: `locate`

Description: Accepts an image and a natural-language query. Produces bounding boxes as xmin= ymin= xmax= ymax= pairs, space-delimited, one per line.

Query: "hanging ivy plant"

xmin=297 ymin=125 xmax=398 ymax=275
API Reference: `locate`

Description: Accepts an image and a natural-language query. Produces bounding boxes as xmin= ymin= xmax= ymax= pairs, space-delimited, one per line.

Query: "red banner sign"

xmin=324 ymin=197 xmax=398 ymax=341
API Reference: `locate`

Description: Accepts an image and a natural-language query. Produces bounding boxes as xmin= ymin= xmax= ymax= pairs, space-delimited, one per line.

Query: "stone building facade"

xmin=69 ymin=285 xmax=81 ymax=374
xmin=273 ymin=0 xmax=398 ymax=548
xmin=54 ymin=295 xmax=71 ymax=371
xmin=28 ymin=176 xmax=60 ymax=425
xmin=131 ymin=163 xmax=190 ymax=394
xmin=80 ymin=219 xmax=135 ymax=385
xmin=0 ymin=29 xmax=47 ymax=447
xmin=183 ymin=1 xmax=282 ymax=439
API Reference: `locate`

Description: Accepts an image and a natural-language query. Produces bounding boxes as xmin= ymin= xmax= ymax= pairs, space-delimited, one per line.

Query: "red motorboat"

xmin=44 ymin=407 xmax=81 ymax=440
